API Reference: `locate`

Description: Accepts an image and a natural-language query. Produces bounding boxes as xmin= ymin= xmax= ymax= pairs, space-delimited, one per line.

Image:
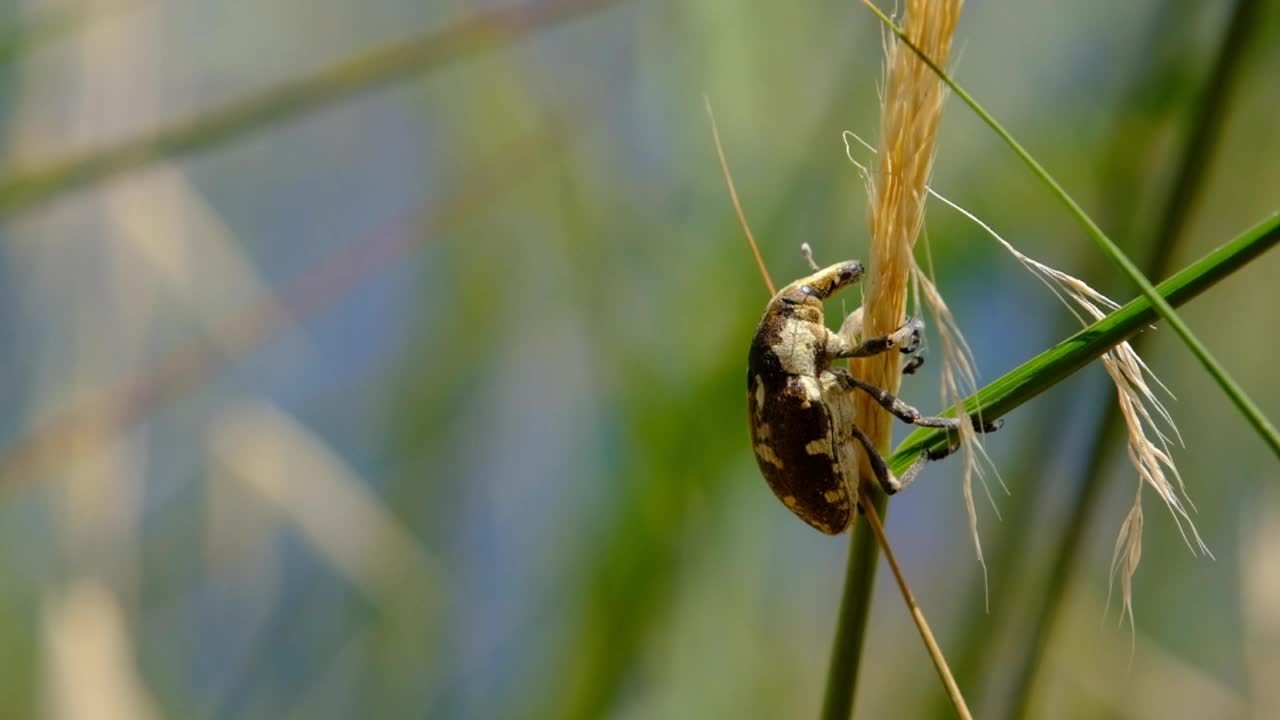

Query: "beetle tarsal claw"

xmin=893 ymin=316 xmax=925 ymax=354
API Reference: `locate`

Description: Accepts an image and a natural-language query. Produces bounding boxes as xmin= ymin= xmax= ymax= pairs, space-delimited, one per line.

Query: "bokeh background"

xmin=0 ymin=0 xmax=1278 ymax=718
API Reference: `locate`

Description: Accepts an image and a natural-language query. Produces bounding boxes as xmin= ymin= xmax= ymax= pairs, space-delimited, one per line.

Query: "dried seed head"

xmin=855 ymin=0 xmax=964 ymax=490
xmin=846 ymin=0 xmax=999 ymax=581
xmin=916 ymin=159 xmax=1205 ymax=627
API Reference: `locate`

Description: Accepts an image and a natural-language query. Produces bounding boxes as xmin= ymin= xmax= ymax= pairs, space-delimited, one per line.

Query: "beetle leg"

xmin=831 ymin=316 xmax=924 ymax=359
xmin=838 ymin=307 xmax=864 ymax=343
xmin=849 ymin=424 xmax=936 ymax=495
xmin=894 ymin=317 xmax=924 ymax=355
xmin=835 ymin=371 xmax=1003 ymax=433
xmin=923 ymin=438 xmax=967 ymax=462
xmin=902 ymin=353 xmax=924 ymax=375
xmin=849 ymin=423 xmax=901 ymax=494
xmin=850 ymin=423 xmax=976 ymax=495
xmin=894 ymin=451 xmax=932 ymax=492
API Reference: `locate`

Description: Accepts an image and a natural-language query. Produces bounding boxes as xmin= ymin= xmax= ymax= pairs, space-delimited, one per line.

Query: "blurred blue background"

xmin=0 ymin=0 xmax=1277 ymax=718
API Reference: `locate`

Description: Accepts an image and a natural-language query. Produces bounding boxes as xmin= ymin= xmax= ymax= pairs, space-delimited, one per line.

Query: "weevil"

xmin=747 ymin=255 xmax=1001 ymax=534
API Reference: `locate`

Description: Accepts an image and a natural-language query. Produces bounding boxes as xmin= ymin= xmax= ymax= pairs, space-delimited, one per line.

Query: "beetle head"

xmin=773 ymin=260 xmax=864 ymax=318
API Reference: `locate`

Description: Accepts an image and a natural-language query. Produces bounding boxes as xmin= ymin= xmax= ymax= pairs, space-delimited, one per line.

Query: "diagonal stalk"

xmin=862 ymin=0 xmax=1280 ymax=458
xmin=1006 ymin=1 xmax=1264 ymax=714
xmin=821 ymin=211 xmax=1277 ymax=720
xmin=889 ymin=211 xmax=1280 ymax=472
xmin=858 ymin=488 xmax=971 ymax=720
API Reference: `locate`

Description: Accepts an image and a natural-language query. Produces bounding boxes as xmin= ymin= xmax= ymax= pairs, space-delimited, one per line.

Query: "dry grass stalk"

xmin=858 ymin=485 xmax=974 ymax=719
xmin=858 ymin=0 xmax=1214 ymax=627
xmin=854 ymin=0 xmax=967 ymax=501
xmin=845 ymin=132 xmax=1001 ymax=588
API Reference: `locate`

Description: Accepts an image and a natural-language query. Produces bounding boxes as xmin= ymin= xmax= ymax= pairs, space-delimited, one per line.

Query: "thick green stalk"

xmin=1006 ymin=2 xmax=1263 ymax=715
xmin=820 ymin=486 xmax=886 ymax=720
xmin=826 ymin=11 xmax=1278 ymax=716
xmin=889 ymin=211 xmax=1280 ymax=472
xmin=931 ymin=5 xmax=1239 ymax=713
xmin=819 ymin=211 xmax=1278 ymax=719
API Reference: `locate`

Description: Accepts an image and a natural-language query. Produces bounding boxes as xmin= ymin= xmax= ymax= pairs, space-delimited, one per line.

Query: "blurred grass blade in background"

xmin=0 ymin=0 xmax=616 ymax=220
xmin=0 ymin=129 xmax=563 ymax=489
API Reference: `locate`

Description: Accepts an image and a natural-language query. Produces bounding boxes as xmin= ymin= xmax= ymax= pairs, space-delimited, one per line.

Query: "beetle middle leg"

xmin=833 ymin=370 xmax=1003 ymax=433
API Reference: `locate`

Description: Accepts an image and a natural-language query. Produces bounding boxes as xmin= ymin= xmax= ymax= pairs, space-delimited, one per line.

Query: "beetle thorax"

xmin=770 ymin=315 xmax=829 ymax=377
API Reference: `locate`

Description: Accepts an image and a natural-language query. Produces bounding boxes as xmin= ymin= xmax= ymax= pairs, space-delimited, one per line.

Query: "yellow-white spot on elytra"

xmin=804 ymin=437 xmax=833 ymax=456
xmin=755 ymin=444 xmax=784 ymax=469
xmin=753 ymin=375 xmax=766 ymax=416
xmin=782 ymin=495 xmax=798 ymax=509
xmin=823 ymin=489 xmax=845 ymax=504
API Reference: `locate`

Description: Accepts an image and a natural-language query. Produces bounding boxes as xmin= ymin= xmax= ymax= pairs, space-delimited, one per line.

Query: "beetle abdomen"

xmin=748 ymin=374 xmax=854 ymax=534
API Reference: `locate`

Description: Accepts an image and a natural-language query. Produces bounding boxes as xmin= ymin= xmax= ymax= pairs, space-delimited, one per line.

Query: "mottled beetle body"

xmin=747 ymin=262 xmax=865 ymax=534
xmin=748 ymin=257 xmax=1001 ymax=535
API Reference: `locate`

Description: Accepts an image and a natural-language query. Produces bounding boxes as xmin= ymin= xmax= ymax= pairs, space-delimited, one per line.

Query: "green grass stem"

xmin=1005 ymin=2 xmax=1263 ymax=715
xmin=889 ymin=210 xmax=1280 ymax=472
xmin=862 ymin=0 xmax=1280 ymax=459
xmin=823 ymin=210 xmax=1279 ymax=718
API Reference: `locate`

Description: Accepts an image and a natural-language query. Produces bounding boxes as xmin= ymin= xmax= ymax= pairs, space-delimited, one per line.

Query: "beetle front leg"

xmin=827 ymin=316 xmax=924 ymax=360
xmin=849 ymin=316 xmax=923 ymax=357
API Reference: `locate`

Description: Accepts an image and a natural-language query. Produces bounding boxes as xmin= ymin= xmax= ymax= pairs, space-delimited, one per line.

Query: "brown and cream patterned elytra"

xmin=747 ymin=261 xmax=866 ymax=535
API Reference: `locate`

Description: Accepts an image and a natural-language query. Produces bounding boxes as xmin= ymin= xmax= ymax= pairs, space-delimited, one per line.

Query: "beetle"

xmin=747 ymin=257 xmax=1000 ymax=534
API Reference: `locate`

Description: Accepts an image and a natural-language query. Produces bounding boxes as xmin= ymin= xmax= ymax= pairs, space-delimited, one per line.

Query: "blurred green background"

xmin=0 ymin=0 xmax=1278 ymax=718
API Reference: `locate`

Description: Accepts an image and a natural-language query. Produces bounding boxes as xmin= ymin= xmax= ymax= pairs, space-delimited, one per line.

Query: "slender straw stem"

xmin=859 ymin=488 xmax=972 ymax=720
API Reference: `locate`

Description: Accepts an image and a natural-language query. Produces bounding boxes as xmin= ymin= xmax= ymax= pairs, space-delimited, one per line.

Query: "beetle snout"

xmin=781 ymin=260 xmax=866 ymax=306
xmin=819 ymin=260 xmax=864 ymax=296
xmin=836 ymin=261 xmax=864 ymax=285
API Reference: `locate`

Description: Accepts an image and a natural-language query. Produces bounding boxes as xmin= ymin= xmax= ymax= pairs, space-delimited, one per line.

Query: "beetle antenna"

xmin=800 ymin=242 xmax=821 ymax=271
